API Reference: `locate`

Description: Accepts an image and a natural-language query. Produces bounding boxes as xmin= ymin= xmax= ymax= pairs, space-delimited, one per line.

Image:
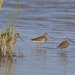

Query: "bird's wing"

xmin=57 ymin=41 xmax=68 ymax=48
xmin=31 ymin=36 xmax=45 ymax=41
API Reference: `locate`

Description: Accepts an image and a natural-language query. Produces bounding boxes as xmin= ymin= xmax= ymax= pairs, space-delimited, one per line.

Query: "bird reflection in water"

xmin=58 ymin=50 xmax=68 ymax=75
xmin=31 ymin=48 xmax=46 ymax=56
xmin=30 ymin=48 xmax=47 ymax=63
xmin=58 ymin=50 xmax=68 ymax=61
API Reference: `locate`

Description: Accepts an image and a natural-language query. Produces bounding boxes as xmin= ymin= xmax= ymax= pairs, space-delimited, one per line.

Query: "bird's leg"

xmin=63 ymin=48 xmax=66 ymax=51
xmin=37 ymin=43 xmax=42 ymax=49
xmin=39 ymin=43 xmax=42 ymax=49
xmin=37 ymin=43 xmax=39 ymax=49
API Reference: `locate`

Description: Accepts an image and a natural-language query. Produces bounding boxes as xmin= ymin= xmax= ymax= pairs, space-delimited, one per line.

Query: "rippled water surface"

xmin=0 ymin=0 xmax=75 ymax=75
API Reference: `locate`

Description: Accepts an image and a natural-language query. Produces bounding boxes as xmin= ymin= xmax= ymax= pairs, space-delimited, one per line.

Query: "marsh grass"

xmin=0 ymin=0 xmax=3 ymax=8
xmin=0 ymin=26 xmax=23 ymax=62
xmin=0 ymin=0 xmax=24 ymax=62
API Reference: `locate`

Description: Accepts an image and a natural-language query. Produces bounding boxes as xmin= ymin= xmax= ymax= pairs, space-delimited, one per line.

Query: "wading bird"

xmin=57 ymin=37 xmax=75 ymax=50
xmin=31 ymin=33 xmax=52 ymax=48
xmin=6 ymin=33 xmax=23 ymax=57
xmin=6 ymin=33 xmax=23 ymax=46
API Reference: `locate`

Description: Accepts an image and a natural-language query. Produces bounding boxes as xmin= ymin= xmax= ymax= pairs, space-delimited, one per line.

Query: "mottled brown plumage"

xmin=31 ymin=33 xmax=48 ymax=48
xmin=31 ymin=33 xmax=48 ymax=43
xmin=57 ymin=41 xmax=69 ymax=49
xmin=57 ymin=38 xmax=71 ymax=49
xmin=6 ymin=33 xmax=23 ymax=57
xmin=6 ymin=33 xmax=22 ymax=46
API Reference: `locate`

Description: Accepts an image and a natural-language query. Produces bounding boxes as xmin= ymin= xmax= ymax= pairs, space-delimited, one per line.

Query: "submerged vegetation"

xmin=0 ymin=0 xmax=24 ymax=62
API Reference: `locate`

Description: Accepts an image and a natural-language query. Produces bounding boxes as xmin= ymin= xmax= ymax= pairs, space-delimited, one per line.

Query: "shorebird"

xmin=57 ymin=37 xmax=75 ymax=50
xmin=31 ymin=33 xmax=52 ymax=48
xmin=6 ymin=33 xmax=23 ymax=57
xmin=6 ymin=33 xmax=23 ymax=46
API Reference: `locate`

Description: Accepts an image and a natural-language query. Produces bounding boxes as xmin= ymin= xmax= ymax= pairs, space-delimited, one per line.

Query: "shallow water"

xmin=0 ymin=0 xmax=75 ymax=75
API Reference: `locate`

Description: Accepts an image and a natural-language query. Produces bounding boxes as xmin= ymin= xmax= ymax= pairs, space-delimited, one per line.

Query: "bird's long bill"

xmin=19 ymin=36 xmax=24 ymax=41
xmin=49 ymin=35 xmax=53 ymax=38
xmin=69 ymin=39 xmax=75 ymax=44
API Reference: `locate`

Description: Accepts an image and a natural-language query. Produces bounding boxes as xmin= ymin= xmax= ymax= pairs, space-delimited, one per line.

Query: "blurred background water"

xmin=0 ymin=0 xmax=75 ymax=75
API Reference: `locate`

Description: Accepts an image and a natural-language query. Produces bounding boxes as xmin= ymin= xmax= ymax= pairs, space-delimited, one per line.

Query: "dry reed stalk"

xmin=0 ymin=0 xmax=3 ymax=8
xmin=6 ymin=35 xmax=14 ymax=58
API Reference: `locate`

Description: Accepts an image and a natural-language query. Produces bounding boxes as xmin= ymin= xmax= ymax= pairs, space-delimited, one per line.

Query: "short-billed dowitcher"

xmin=57 ymin=37 xmax=75 ymax=50
xmin=31 ymin=33 xmax=52 ymax=48
xmin=6 ymin=33 xmax=23 ymax=57
xmin=6 ymin=33 xmax=23 ymax=46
